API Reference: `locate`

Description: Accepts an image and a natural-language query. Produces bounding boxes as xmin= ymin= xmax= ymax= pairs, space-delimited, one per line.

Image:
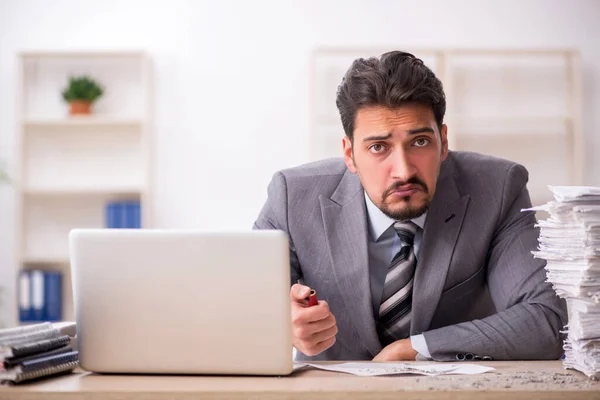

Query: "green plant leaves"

xmin=61 ymin=75 xmax=104 ymax=103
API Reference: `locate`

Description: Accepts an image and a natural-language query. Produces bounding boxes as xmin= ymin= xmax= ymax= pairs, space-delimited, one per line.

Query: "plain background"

xmin=0 ymin=0 xmax=599 ymax=324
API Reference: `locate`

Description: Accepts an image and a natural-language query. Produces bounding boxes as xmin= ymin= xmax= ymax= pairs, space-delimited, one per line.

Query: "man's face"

xmin=343 ymin=103 xmax=448 ymax=221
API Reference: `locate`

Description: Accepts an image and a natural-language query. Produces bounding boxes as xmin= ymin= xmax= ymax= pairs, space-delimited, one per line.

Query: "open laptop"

xmin=69 ymin=229 xmax=293 ymax=375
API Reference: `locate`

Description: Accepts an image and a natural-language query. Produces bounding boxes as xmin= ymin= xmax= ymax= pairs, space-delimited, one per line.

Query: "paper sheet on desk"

xmin=298 ymin=362 xmax=495 ymax=376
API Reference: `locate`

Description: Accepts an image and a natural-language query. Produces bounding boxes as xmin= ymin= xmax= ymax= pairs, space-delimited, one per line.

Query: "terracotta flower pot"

xmin=69 ymin=101 xmax=92 ymax=115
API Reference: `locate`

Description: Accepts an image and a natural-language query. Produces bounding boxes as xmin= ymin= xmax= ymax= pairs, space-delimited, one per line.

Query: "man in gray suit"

xmin=254 ymin=51 xmax=567 ymax=362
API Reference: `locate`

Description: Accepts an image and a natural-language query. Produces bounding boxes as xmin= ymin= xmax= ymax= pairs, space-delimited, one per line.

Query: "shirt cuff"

xmin=410 ymin=334 xmax=432 ymax=360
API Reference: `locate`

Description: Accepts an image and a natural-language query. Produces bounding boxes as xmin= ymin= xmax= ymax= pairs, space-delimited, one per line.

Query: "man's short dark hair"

xmin=335 ymin=51 xmax=446 ymax=141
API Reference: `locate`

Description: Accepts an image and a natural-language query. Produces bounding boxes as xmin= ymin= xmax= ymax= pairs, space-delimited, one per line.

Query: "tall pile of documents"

xmin=527 ymin=186 xmax=600 ymax=379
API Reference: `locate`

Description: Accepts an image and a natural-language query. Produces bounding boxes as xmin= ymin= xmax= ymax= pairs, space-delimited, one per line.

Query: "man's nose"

xmin=390 ymin=150 xmax=417 ymax=181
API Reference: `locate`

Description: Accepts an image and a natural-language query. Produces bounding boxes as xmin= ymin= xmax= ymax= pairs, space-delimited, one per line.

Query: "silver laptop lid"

xmin=69 ymin=229 xmax=292 ymax=375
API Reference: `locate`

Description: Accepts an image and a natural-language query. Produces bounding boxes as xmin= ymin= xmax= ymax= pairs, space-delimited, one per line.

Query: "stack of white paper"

xmin=297 ymin=362 xmax=494 ymax=376
xmin=525 ymin=186 xmax=600 ymax=378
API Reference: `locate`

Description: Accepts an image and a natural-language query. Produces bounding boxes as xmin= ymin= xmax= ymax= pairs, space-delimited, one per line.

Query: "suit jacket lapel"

xmin=411 ymin=153 xmax=471 ymax=335
xmin=319 ymin=170 xmax=382 ymax=357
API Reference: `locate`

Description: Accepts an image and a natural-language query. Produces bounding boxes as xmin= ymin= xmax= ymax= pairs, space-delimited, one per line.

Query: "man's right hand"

xmin=290 ymin=284 xmax=338 ymax=356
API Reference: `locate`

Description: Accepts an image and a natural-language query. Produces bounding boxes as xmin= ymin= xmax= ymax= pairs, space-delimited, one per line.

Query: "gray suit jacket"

xmin=253 ymin=151 xmax=567 ymax=362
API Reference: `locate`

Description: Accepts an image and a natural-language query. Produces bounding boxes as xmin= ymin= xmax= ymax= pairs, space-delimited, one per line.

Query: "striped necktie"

xmin=377 ymin=220 xmax=418 ymax=346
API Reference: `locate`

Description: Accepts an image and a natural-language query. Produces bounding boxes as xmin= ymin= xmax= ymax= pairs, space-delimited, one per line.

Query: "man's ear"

xmin=440 ymin=124 xmax=449 ymax=161
xmin=343 ymin=136 xmax=357 ymax=173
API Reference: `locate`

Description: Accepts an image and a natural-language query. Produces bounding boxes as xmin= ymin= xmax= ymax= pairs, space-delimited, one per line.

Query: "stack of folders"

xmin=105 ymin=200 xmax=141 ymax=228
xmin=0 ymin=322 xmax=78 ymax=385
xmin=18 ymin=270 xmax=62 ymax=323
xmin=525 ymin=185 xmax=600 ymax=379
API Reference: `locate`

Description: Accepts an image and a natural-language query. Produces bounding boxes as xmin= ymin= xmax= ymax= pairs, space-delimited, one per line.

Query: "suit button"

xmin=456 ymin=353 xmax=465 ymax=361
xmin=465 ymin=353 xmax=474 ymax=360
xmin=474 ymin=355 xmax=482 ymax=361
xmin=482 ymin=356 xmax=493 ymax=361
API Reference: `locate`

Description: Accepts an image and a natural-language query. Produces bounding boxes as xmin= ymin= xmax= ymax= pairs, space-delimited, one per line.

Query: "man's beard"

xmin=379 ymin=177 xmax=430 ymax=221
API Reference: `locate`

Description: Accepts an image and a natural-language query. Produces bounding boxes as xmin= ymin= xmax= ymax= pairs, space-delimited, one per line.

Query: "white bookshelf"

xmin=310 ymin=48 xmax=583 ymax=207
xmin=12 ymin=50 xmax=153 ymax=325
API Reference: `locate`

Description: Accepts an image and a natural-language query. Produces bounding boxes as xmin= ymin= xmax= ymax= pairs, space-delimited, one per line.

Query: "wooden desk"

xmin=1 ymin=361 xmax=598 ymax=400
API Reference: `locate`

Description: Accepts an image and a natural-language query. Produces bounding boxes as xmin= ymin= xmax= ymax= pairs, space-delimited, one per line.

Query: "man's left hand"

xmin=373 ymin=338 xmax=418 ymax=362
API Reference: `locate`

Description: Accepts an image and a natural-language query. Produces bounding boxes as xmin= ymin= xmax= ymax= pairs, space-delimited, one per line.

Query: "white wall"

xmin=1 ymin=0 xmax=599 ymax=324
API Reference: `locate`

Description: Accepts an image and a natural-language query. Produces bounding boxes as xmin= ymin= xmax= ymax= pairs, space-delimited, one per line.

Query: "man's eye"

xmin=369 ymin=144 xmax=386 ymax=153
xmin=414 ymin=138 xmax=430 ymax=147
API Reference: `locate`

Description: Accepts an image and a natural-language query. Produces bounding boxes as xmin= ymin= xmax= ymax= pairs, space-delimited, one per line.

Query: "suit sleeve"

xmin=422 ymin=163 xmax=568 ymax=361
xmin=253 ymin=171 xmax=302 ymax=285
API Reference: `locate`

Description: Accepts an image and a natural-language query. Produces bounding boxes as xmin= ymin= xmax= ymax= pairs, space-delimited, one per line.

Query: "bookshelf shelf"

xmin=11 ymin=50 xmax=153 ymax=326
xmin=21 ymin=50 xmax=145 ymax=59
xmin=22 ymin=258 xmax=70 ymax=266
xmin=23 ymin=117 xmax=144 ymax=128
xmin=447 ymin=115 xmax=572 ymax=125
xmin=23 ymin=187 xmax=143 ymax=196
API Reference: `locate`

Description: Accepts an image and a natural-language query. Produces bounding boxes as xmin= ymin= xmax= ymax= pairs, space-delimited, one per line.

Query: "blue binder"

xmin=30 ymin=270 xmax=45 ymax=321
xmin=125 ymin=202 xmax=141 ymax=228
xmin=105 ymin=203 xmax=120 ymax=228
xmin=44 ymin=271 xmax=62 ymax=322
xmin=18 ymin=270 xmax=32 ymax=322
xmin=18 ymin=270 xmax=63 ymax=323
xmin=105 ymin=201 xmax=141 ymax=228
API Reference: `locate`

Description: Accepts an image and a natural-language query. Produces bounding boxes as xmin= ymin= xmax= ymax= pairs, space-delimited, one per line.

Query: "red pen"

xmin=305 ymin=289 xmax=318 ymax=307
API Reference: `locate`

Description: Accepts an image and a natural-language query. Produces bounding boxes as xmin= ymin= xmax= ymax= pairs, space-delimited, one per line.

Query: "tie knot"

xmin=393 ymin=221 xmax=418 ymax=246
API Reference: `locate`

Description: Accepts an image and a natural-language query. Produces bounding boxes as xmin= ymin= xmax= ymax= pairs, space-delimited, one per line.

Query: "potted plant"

xmin=61 ymin=75 xmax=104 ymax=115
